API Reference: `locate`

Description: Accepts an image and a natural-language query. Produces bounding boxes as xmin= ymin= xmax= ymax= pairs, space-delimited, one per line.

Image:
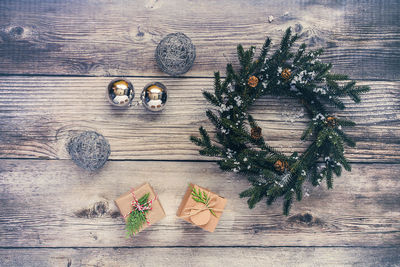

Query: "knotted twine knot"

xmin=123 ymin=189 xmax=157 ymax=226
xmin=182 ymin=194 xmax=224 ymax=225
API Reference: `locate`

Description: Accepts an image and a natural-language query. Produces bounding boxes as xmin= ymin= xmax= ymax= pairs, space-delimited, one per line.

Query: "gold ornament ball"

xmin=107 ymin=78 xmax=135 ymax=107
xmin=141 ymin=82 xmax=168 ymax=112
xmin=281 ymin=68 xmax=292 ymax=80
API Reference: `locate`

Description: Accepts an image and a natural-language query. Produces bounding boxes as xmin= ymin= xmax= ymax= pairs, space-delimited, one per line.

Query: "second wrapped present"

xmin=176 ymin=183 xmax=227 ymax=232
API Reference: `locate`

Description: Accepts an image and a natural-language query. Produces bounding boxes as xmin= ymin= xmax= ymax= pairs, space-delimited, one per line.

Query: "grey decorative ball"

xmin=67 ymin=131 xmax=111 ymax=171
xmin=155 ymin=32 xmax=196 ymax=76
xmin=141 ymin=82 xmax=168 ymax=112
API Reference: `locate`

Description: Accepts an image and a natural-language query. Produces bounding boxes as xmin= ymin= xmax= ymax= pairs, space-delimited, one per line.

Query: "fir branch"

xmin=251 ymin=37 xmax=271 ymax=74
xmin=240 ymin=179 xmax=269 ymax=209
xmin=203 ymin=91 xmax=221 ymax=107
xmin=214 ymin=71 xmax=223 ymax=102
xmin=301 ymin=121 xmax=316 ymax=140
xmin=206 ymin=110 xmax=222 ymax=128
xmin=191 ymin=186 xmax=217 ymax=217
xmin=337 ymin=119 xmax=356 ymax=127
xmin=293 ymin=43 xmax=307 ymax=64
xmin=126 ymin=193 xmax=150 ymax=237
xmin=283 ymin=191 xmax=294 ymax=215
xmin=335 ymin=128 xmax=356 ymax=147
xmin=348 ymin=85 xmax=370 ymax=103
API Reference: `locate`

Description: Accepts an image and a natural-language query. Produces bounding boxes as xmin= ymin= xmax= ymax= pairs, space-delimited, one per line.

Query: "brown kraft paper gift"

xmin=115 ymin=183 xmax=166 ymax=233
xmin=176 ymin=183 xmax=227 ymax=232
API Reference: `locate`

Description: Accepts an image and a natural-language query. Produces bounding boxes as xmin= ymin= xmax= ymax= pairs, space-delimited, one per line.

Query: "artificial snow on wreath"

xmin=191 ymin=28 xmax=369 ymax=215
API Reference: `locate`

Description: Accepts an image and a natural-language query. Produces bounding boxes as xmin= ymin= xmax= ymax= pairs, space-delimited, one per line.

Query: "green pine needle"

xmin=126 ymin=193 xmax=150 ymax=237
xmin=191 ymin=186 xmax=217 ymax=217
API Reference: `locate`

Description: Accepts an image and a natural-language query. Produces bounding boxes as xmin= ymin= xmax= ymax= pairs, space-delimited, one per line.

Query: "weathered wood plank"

xmin=0 ymin=0 xmax=399 ymax=80
xmin=0 ymin=77 xmax=398 ymax=162
xmin=1 ymin=247 xmax=399 ymax=267
xmin=0 ymin=160 xmax=398 ymax=247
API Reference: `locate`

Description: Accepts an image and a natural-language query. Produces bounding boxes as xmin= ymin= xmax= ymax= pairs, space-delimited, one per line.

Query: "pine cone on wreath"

xmin=274 ymin=160 xmax=289 ymax=173
xmin=251 ymin=126 xmax=262 ymax=140
xmin=326 ymin=116 xmax=337 ymax=127
xmin=281 ymin=68 xmax=291 ymax=80
xmin=248 ymin=76 xmax=259 ymax=88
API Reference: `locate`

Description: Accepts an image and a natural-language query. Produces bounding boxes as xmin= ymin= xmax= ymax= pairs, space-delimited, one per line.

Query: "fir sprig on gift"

xmin=191 ymin=27 xmax=369 ymax=215
xmin=126 ymin=193 xmax=150 ymax=237
xmin=191 ymin=186 xmax=217 ymax=217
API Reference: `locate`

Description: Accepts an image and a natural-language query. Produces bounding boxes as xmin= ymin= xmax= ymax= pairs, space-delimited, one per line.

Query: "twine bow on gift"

xmin=182 ymin=187 xmax=224 ymax=226
xmin=123 ymin=189 xmax=157 ymax=226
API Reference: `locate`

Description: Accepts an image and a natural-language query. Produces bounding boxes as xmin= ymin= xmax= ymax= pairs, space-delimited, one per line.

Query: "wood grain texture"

xmin=0 ymin=0 xmax=399 ymax=80
xmin=1 ymin=247 xmax=400 ymax=267
xmin=0 ymin=77 xmax=398 ymax=162
xmin=0 ymin=0 xmax=399 ymax=265
xmin=0 ymin=160 xmax=399 ymax=247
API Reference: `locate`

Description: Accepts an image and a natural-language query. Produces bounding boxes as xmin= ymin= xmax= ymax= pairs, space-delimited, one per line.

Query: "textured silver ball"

xmin=155 ymin=32 xmax=196 ymax=76
xmin=67 ymin=131 xmax=110 ymax=171
xmin=107 ymin=78 xmax=134 ymax=107
xmin=141 ymin=82 xmax=168 ymax=112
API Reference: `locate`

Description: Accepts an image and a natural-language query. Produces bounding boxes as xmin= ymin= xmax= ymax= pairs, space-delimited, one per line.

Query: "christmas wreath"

xmin=190 ymin=28 xmax=369 ymax=215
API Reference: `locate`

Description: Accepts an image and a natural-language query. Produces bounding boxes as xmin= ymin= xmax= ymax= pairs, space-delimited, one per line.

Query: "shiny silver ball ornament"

xmin=107 ymin=78 xmax=134 ymax=107
xmin=141 ymin=82 xmax=168 ymax=112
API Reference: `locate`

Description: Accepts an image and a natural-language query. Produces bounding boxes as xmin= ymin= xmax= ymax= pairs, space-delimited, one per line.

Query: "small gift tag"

xmin=189 ymin=203 xmax=211 ymax=226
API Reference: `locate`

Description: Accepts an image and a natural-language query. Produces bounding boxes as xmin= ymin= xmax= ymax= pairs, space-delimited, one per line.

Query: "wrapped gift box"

xmin=176 ymin=183 xmax=227 ymax=232
xmin=115 ymin=183 xmax=166 ymax=235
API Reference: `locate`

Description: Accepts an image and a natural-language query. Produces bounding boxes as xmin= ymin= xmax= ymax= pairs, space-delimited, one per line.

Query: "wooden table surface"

xmin=0 ymin=0 xmax=399 ymax=266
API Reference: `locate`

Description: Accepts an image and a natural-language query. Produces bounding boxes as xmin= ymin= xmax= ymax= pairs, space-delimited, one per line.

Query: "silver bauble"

xmin=141 ymin=82 xmax=168 ymax=112
xmin=107 ymin=78 xmax=134 ymax=107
